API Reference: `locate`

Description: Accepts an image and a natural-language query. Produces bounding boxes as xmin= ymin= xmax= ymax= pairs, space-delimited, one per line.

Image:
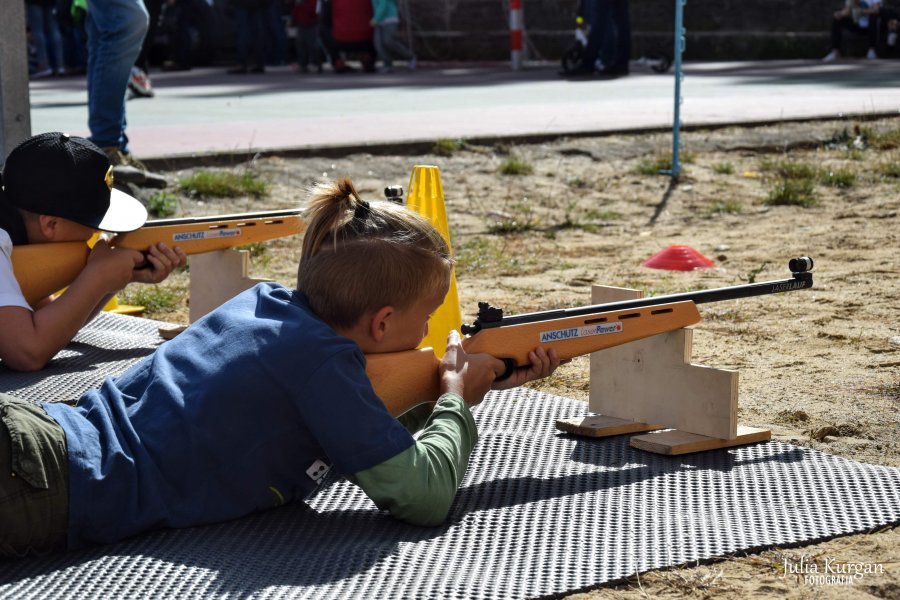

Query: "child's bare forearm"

xmin=1 ymin=259 xmax=132 ymax=370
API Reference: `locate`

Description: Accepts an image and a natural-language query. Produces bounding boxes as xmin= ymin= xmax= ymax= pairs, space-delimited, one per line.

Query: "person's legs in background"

xmin=129 ymin=0 xmax=161 ymax=98
xmin=264 ymin=0 xmax=287 ymax=66
xmin=232 ymin=7 xmax=251 ymax=71
xmin=602 ymin=0 xmax=630 ymax=74
xmin=86 ymin=0 xmax=149 ymax=157
xmin=295 ymin=25 xmax=319 ymax=72
xmin=26 ymin=3 xmax=53 ymax=77
xmin=378 ymin=20 xmax=414 ymax=70
xmin=250 ymin=6 xmax=267 ymax=71
xmin=57 ymin=0 xmax=88 ymax=75
xmin=577 ymin=0 xmax=605 ymax=73
xmin=372 ymin=23 xmax=390 ymax=70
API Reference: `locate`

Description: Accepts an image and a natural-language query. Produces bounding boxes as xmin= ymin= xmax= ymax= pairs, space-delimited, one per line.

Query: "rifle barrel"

xmin=464 ymin=260 xmax=813 ymax=333
xmin=140 ymin=208 xmax=302 ymax=228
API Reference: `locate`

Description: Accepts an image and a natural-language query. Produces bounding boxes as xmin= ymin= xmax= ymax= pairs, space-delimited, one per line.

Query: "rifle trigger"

xmin=494 ymin=358 xmax=517 ymax=383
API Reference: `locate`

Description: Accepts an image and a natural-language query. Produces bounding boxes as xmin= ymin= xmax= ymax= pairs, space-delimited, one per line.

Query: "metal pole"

xmin=510 ymin=0 xmax=524 ymax=70
xmin=668 ymin=0 xmax=686 ymax=179
xmin=0 ymin=0 xmax=32 ymax=164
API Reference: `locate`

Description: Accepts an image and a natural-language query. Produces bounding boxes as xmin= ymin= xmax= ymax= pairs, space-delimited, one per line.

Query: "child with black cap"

xmin=0 ymin=132 xmax=186 ymax=371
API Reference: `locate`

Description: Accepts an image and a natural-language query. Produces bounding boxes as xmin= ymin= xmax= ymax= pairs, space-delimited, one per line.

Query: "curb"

xmin=142 ymin=110 xmax=900 ymax=172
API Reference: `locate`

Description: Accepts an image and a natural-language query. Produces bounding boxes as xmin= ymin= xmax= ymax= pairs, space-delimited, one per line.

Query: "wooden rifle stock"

xmin=367 ymin=300 xmax=702 ymax=416
xmin=11 ymin=209 xmax=305 ymax=306
xmin=367 ymin=257 xmax=815 ymax=417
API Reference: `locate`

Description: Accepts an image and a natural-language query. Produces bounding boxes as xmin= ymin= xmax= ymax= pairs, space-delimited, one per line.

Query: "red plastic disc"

xmin=641 ymin=245 xmax=715 ymax=271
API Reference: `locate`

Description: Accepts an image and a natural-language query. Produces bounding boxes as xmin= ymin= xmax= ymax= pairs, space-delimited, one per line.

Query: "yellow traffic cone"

xmin=406 ymin=165 xmax=462 ymax=358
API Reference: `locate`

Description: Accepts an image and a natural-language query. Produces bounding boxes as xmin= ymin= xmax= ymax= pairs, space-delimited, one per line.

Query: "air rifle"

xmin=366 ymin=257 xmax=814 ymax=417
xmin=12 ymin=209 xmax=305 ymax=307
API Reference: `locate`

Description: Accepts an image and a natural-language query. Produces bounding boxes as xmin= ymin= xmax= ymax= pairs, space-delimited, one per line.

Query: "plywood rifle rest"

xmin=556 ymin=257 xmax=815 ymax=455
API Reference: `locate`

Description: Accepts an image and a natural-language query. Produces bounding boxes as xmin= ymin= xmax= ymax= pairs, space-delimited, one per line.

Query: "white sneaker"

xmin=127 ymin=66 xmax=154 ymax=98
xmin=866 ymin=48 xmax=878 ymax=59
xmin=822 ymin=50 xmax=840 ymax=62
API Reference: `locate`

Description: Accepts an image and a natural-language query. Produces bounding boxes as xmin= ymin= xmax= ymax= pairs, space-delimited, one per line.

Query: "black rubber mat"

xmin=1 ymin=316 xmax=899 ymax=598
xmin=0 ymin=312 xmax=169 ymax=404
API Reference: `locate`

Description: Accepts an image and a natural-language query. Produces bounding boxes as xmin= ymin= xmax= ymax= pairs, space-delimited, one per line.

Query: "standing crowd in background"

xmin=25 ymin=0 xmax=416 ymax=82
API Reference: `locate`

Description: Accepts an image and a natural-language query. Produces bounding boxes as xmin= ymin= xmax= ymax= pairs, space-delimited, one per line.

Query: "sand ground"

xmin=131 ymin=116 xmax=900 ymax=599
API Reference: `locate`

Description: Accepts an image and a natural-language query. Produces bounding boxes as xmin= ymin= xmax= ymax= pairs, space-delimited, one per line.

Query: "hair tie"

xmin=353 ymin=199 xmax=371 ymax=221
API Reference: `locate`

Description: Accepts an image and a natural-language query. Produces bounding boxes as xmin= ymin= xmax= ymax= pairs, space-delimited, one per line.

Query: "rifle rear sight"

xmin=460 ymin=256 xmax=814 ymax=335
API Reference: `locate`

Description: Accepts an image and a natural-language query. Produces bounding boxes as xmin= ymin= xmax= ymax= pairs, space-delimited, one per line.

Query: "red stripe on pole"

xmin=510 ymin=0 xmax=521 ymax=8
xmin=510 ymin=30 xmax=523 ymax=50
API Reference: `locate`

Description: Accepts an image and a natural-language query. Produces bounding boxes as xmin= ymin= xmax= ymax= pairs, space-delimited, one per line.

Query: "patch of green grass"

xmin=147 ymin=191 xmax=178 ymax=217
xmin=843 ymin=148 xmax=865 ymax=161
xmin=487 ymin=215 xmax=538 ymax=234
xmin=585 ymin=209 xmax=622 ymax=221
xmin=818 ymin=167 xmax=856 ymax=188
xmin=635 ymin=151 xmax=695 ymax=175
xmin=635 ymin=154 xmax=672 ymax=175
xmin=712 ymin=162 xmax=735 ymax=175
xmin=743 ymin=262 xmax=770 ymax=284
xmin=179 ymin=170 xmax=269 ymax=198
xmin=876 ymin=162 xmax=900 ymax=178
xmin=759 ymin=158 xmax=817 ymax=180
xmin=119 ymin=284 xmax=182 ymax=314
xmin=454 ymin=237 xmax=527 ymax=277
xmin=707 ymin=199 xmax=743 ymax=215
xmin=764 ymin=179 xmax=818 ymax=207
xmin=498 ymin=156 xmax=534 ymax=176
xmin=433 ymin=138 xmax=466 ymax=157
xmin=862 ymin=125 xmax=900 ymax=150
xmin=236 ymin=242 xmax=273 ymax=268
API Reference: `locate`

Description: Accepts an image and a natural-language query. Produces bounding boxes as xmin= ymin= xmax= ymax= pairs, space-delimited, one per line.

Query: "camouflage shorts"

xmin=0 ymin=393 xmax=68 ymax=557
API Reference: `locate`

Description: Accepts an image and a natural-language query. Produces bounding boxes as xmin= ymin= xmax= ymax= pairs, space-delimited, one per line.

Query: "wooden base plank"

xmin=556 ymin=415 xmax=662 ymax=438
xmin=629 ymin=426 xmax=771 ymax=455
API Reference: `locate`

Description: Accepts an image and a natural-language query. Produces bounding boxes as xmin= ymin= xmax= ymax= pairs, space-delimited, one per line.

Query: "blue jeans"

xmin=86 ymin=0 xmax=149 ymax=151
xmin=373 ymin=21 xmax=412 ymax=68
xmin=26 ymin=3 xmax=65 ymax=73
xmin=581 ymin=0 xmax=629 ymax=71
xmin=235 ymin=7 xmax=266 ymax=69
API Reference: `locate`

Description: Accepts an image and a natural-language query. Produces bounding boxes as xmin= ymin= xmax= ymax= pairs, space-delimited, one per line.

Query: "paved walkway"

xmin=28 ymin=60 xmax=900 ymax=160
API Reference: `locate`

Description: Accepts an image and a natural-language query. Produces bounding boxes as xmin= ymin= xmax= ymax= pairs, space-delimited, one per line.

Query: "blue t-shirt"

xmin=44 ymin=283 xmax=415 ymax=549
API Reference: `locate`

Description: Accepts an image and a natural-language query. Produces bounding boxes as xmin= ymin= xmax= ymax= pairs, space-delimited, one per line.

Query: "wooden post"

xmin=0 ymin=0 xmax=32 ymax=163
xmin=188 ymin=250 xmax=268 ymax=322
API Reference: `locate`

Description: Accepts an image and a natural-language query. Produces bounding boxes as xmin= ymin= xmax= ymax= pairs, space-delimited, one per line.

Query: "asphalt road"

xmin=28 ymin=59 xmax=900 ymax=160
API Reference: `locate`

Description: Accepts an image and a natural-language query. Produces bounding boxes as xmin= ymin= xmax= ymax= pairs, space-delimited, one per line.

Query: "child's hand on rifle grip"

xmin=83 ymin=240 xmax=146 ymax=294
xmin=439 ymin=330 xmax=507 ymax=407
xmin=490 ymin=346 xmax=562 ymax=391
xmin=439 ymin=331 xmax=563 ymax=406
xmin=129 ymin=243 xmax=187 ymax=284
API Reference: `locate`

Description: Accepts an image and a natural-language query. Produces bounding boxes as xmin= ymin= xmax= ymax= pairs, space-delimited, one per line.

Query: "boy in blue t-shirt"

xmin=0 ymin=177 xmax=560 ymax=556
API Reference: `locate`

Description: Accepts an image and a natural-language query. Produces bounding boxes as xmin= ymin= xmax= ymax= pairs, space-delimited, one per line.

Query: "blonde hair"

xmin=297 ymin=177 xmax=453 ymax=330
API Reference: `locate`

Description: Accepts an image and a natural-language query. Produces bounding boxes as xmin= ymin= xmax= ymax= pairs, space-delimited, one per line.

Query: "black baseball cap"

xmin=1 ymin=132 xmax=147 ymax=232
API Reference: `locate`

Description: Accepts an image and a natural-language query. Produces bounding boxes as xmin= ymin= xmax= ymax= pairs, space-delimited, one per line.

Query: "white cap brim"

xmin=97 ymin=188 xmax=149 ymax=232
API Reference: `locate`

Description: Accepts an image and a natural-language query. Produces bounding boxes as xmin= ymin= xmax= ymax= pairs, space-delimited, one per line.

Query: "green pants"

xmin=0 ymin=393 xmax=69 ymax=557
